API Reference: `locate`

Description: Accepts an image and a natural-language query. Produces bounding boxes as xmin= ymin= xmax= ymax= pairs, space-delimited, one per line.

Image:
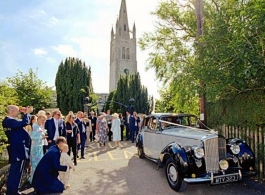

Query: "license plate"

xmin=212 ymin=173 xmax=239 ymax=184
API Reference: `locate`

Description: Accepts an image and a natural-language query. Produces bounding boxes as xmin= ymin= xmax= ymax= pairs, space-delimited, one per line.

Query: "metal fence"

xmin=216 ymin=124 xmax=265 ymax=179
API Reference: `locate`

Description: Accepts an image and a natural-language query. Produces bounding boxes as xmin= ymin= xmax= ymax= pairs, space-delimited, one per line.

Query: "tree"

xmin=110 ymin=72 xmax=153 ymax=114
xmin=7 ymin=69 xmax=53 ymax=112
xmin=0 ymin=82 xmax=19 ymax=154
xmin=55 ymin=57 xmax=94 ymax=115
xmin=139 ymin=0 xmax=265 ymax=114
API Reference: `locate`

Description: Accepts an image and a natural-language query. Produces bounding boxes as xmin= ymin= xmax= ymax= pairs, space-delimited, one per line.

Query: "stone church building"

xmin=109 ymin=0 xmax=138 ymax=92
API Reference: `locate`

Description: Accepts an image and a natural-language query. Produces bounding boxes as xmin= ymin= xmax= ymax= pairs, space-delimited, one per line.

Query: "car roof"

xmin=145 ymin=113 xmax=197 ymax=118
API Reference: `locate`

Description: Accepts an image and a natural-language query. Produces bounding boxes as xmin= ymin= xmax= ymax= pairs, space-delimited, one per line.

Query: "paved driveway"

xmin=22 ymin=141 xmax=265 ymax=195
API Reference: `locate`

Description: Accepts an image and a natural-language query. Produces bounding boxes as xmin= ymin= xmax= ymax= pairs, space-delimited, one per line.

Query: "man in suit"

xmin=45 ymin=110 xmax=66 ymax=149
xmin=75 ymin=111 xmax=88 ymax=159
xmin=89 ymin=111 xmax=97 ymax=142
xmin=125 ymin=111 xmax=130 ymax=141
xmin=32 ymin=136 xmax=69 ymax=194
xmin=129 ymin=111 xmax=140 ymax=143
xmin=2 ymin=105 xmax=32 ymax=195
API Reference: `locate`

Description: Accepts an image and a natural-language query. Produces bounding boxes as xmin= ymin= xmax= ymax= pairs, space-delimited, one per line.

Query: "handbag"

xmin=107 ymin=130 xmax=113 ymax=136
xmin=94 ymin=134 xmax=99 ymax=142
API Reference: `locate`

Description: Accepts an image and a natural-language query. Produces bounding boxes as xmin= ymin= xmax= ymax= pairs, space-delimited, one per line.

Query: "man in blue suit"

xmin=2 ymin=105 xmax=32 ymax=195
xmin=45 ymin=110 xmax=66 ymax=149
xmin=75 ymin=111 xmax=89 ymax=159
xmin=129 ymin=111 xmax=140 ymax=143
xmin=32 ymin=136 xmax=69 ymax=194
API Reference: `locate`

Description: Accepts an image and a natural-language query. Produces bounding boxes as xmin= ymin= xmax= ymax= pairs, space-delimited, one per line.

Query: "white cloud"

xmin=46 ymin=57 xmax=56 ymax=63
xmin=52 ymin=44 xmax=78 ymax=57
xmin=42 ymin=16 xmax=59 ymax=27
xmin=33 ymin=48 xmax=47 ymax=55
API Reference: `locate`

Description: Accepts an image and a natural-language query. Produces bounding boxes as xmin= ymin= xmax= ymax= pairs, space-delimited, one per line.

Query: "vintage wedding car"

xmin=136 ymin=113 xmax=256 ymax=192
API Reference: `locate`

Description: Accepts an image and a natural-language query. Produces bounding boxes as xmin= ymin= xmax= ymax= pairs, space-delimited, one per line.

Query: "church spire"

xmin=118 ymin=0 xmax=130 ymax=39
xmin=133 ymin=22 xmax=136 ymax=39
xmin=111 ymin=26 xmax=114 ymax=40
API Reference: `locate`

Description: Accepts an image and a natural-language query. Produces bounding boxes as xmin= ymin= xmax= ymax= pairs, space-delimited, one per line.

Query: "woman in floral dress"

xmin=29 ymin=113 xmax=47 ymax=183
xmin=96 ymin=113 xmax=108 ymax=148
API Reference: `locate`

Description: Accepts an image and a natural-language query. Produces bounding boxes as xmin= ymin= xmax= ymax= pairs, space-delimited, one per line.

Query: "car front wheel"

xmin=165 ymin=158 xmax=187 ymax=192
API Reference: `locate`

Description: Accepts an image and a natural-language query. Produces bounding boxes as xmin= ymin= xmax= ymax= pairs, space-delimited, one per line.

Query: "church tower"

xmin=109 ymin=0 xmax=137 ymax=92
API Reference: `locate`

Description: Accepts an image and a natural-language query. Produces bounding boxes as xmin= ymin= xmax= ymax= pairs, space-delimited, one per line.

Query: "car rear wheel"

xmin=137 ymin=145 xmax=144 ymax=159
xmin=165 ymin=158 xmax=187 ymax=192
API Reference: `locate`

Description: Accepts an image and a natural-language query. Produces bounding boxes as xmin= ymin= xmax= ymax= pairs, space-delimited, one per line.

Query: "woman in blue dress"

xmin=30 ymin=113 xmax=47 ymax=183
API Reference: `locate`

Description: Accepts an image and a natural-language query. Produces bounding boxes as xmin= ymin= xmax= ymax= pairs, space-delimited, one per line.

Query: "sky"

xmin=0 ymin=0 xmax=162 ymax=99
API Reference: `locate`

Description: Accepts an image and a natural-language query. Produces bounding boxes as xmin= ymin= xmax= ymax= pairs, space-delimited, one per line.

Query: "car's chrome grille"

xmin=204 ymin=137 xmax=219 ymax=173
xmin=218 ymin=137 xmax=227 ymax=160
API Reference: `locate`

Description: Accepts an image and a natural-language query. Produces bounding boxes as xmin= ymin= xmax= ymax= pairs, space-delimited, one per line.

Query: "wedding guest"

xmin=29 ymin=113 xmax=47 ymax=183
xmin=59 ymin=143 xmax=75 ymax=189
xmin=2 ymin=105 xmax=32 ymax=195
xmin=75 ymin=111 xmax=89 ymax=159
xmin=134 ymin=112 xmax=141 ymax=136
xmin=89 ymin=111 xmax=97 ymax=141
xmin=46 ymin=111 xmax=52 ymax=119
xmin=45 ymin=110 xmax=66 ymax=148
xmin=32 ymin=137 xmax=69 ymax=194
xmin=119 ymin=113 xmax=125 ymax=141
xmin=37 ymin=110 xmax=46 ymax=116
xmin=83 ymin=113 xmax=92 ymax=147
xmin=96 ymin=112 xmax=108 ymax=149
xmin=65 ymin=113 xmax=80 ymax=165
xmin=125 ymin=111 xmax=130 ymax=140
xmin=25 ymin=115 xmax=37 ymax=135
xmin=112 ymin=113 xmax=121 ymax=148
xmin=106 ymin=110 xmax=112 ymax=141
xmin=129 ymin=111 xmax=140 ymax=143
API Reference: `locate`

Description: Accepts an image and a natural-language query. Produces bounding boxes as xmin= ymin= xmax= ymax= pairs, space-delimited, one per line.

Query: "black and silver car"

xmin=136 ymin=113 xmax=256 ymax=192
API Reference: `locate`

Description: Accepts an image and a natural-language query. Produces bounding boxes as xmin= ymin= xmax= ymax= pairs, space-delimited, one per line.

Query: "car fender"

xmin=136 ymin=133 xmax=143 ymax=148
xmin=160 ymin=142 xmax=189 ymax=177
xmin=228 ymin=138 xmax=255 ymax=169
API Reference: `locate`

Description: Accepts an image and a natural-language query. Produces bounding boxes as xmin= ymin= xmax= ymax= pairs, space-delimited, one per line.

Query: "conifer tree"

xmin=55 ymin=57 xmax=94 ymax=115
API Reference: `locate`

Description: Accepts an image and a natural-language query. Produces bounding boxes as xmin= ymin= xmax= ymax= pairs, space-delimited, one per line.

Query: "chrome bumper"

xmin=183 ymin=170 xmax=242 ymax=184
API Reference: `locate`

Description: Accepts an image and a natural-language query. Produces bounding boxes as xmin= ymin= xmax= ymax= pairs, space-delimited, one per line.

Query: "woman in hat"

xmin=111 ymin=113 xmax=121 ymax=148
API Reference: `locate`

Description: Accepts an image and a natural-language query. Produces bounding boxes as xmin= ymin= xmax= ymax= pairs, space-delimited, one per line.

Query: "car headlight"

xmin=230 ymin=144 xmax=240 ymax=155
xmin=219 ymin=159 xmax=229 ymax=170
xmin=194 ymin=147 xmax=204 ymax=159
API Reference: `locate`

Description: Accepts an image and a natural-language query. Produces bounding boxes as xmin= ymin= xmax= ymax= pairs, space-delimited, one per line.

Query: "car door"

xmin=142 ymin=116 xmax=162 ymax=159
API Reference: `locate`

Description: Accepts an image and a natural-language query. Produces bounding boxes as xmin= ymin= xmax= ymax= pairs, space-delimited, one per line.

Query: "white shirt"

xmin=53 ymin=118 xmax=59 ymax=140
xmin=78 ymin=118 xmax=86 ymax=133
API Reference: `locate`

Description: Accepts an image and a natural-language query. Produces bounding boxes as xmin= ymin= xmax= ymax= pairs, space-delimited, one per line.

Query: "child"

xmin=59 ymin=143 xmax=75 ymax=189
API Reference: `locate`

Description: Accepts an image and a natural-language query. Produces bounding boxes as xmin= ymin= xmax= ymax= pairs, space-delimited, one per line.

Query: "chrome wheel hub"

xmin=168 ymin=164 xmax=177 ymax=182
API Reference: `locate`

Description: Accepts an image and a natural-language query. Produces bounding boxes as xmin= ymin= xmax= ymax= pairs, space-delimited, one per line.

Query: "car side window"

xmin=142 ymin=117 xmax=149 ymax=130
xmin=148 ymin=117 xmax=158 ymax=130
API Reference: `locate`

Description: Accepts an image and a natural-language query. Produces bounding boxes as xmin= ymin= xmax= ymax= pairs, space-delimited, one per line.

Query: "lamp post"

xmin=129 ymin=98 xmax=135 ymax=115
xmin=83 ymin=86 xmax=90 ymax=115
xmin=83 ymin=97 xmax=90 ymax=114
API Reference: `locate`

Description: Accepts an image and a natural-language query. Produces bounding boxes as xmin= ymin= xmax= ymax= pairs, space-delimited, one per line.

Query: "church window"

xmin=122 ymin=47 xmax=125 ymax=59
xmin=126 ymin=48 xmax=130 ymax=59
xmin=124 ymin=24 xmax=126 ymax=31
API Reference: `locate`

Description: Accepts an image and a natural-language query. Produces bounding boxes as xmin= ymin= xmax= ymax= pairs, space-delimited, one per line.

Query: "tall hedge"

xmin=206 ymin=90 xmax=265 ymax=128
